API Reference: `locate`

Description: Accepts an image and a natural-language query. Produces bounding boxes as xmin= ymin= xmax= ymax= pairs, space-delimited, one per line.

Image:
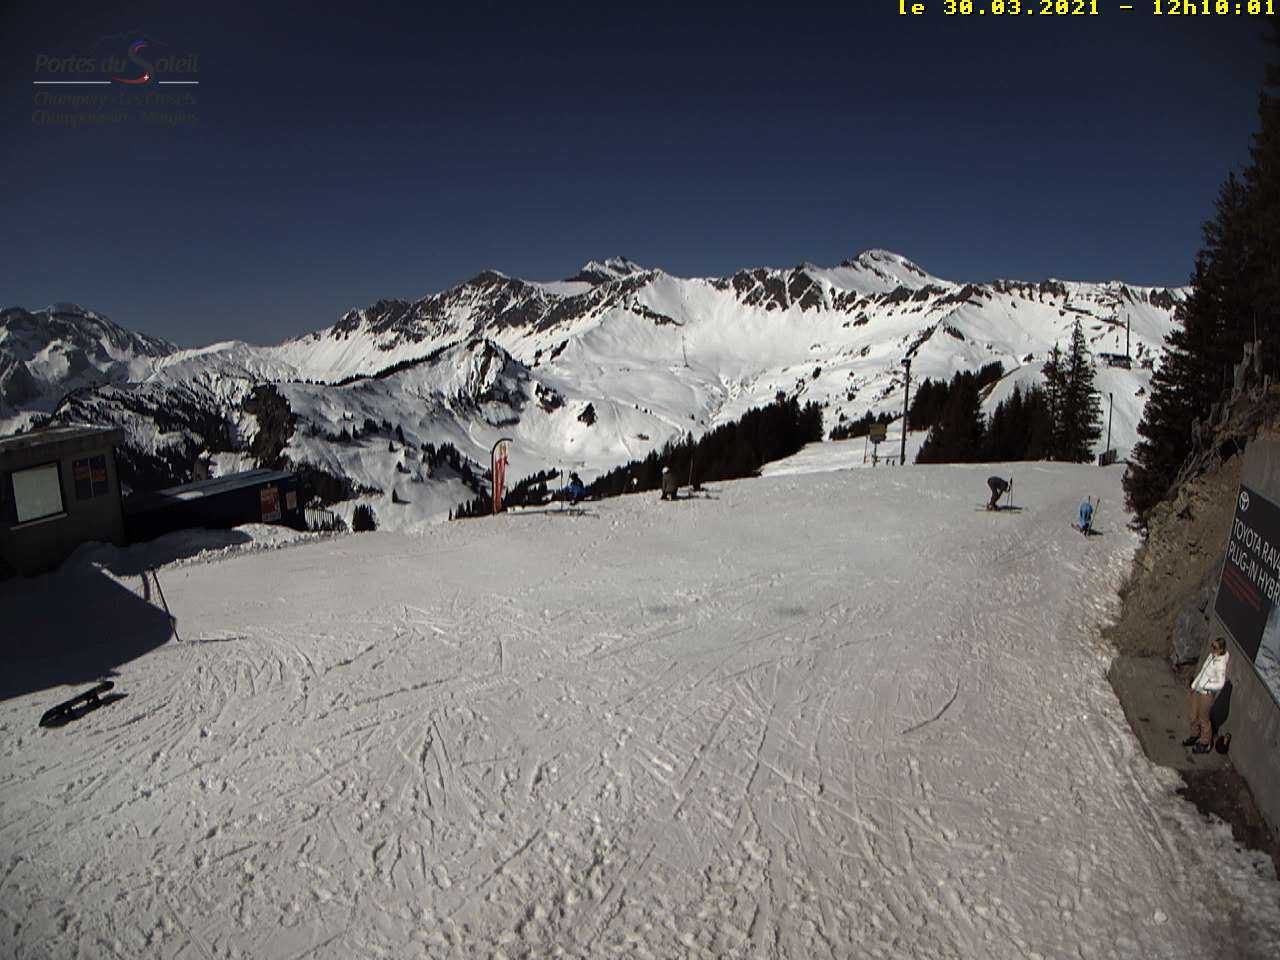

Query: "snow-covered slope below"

xmin=3 ymin=456 xmax=1277 ymax=957
xmin=5 ymin=251 xmax=1186 ymax=529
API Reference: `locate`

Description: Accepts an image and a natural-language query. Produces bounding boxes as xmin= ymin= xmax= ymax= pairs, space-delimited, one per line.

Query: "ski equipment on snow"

xmin=39 ymin=681 xmax=116 ymax=728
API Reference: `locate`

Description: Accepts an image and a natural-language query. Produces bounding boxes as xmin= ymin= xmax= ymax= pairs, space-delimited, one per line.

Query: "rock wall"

xmin=1107 ymin=342 xmax=1280 ymax=840
xmin=1104 ymin=456 xmax=1242 ymax=659
xmin=1106 ymin=343 xmax=1280 ymax=662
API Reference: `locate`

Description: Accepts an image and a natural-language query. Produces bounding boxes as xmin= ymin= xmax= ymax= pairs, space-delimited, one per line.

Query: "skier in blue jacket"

xmin=1078 ymin=497 xmax=1095 ymax=535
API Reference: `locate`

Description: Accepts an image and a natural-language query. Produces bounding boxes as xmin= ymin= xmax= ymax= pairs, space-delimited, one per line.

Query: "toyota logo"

xmin=1240 ymin=490 xmax=1250 ymax=512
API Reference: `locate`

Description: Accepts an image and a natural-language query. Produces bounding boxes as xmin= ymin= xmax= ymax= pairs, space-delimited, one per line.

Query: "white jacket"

xmin=1191 ymin=652 xmax=1229 ymax=694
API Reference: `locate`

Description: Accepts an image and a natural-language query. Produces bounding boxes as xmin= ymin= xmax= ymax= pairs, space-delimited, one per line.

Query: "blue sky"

xmin=1 ymin=1 xmax=1270 ymax=346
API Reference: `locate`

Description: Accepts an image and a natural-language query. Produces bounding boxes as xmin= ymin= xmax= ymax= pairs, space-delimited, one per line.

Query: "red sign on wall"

xmin=72 ymin=455 xmax=110 ymax=499
xmin=260 ymin=486 xmax=282 ymax=522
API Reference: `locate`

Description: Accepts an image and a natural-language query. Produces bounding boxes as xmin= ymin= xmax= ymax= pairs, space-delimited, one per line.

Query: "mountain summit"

xmin=839 ymin=249 xmax=937 ymax=288
xmin=567 ymin=257 xmax=649 ymax=285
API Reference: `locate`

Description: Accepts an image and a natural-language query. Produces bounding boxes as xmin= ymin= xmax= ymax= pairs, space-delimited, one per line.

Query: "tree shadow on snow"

xmin=0 ymin=564 xmax=177 ymax=703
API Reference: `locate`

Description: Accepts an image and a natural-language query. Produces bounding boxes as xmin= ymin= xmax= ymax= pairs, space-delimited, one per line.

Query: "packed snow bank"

xmin=61 ymin=523 xmax=336 ymax=578
xmin=2 ymin=457 xmax=1277 ymax=958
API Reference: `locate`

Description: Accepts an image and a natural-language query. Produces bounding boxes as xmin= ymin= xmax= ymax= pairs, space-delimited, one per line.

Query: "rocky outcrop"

xmin=243 ymin=384 xmax=296 ymax=471
xmin=1107 ymin=343 xmax=1280 ymax=867
xmin=567 ymin=257 xmax=646 ymax=285
xmin=1105 ymin=453 xmax=1242 ymax=659
xmin=1171 ymin=578 xmax=1218 ymax=666
xmin=1105 ymin=342 xmax=1280 ymax=660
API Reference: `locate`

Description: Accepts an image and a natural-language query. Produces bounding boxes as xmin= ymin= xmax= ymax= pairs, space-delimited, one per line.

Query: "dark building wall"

xmin=123 ymin=470 xmax=305 ymax=543
xmin=0 ymin=431 xmax=125 ymax=576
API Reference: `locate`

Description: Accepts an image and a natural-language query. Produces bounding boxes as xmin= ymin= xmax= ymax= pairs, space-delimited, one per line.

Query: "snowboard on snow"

xmin=39 ymin=681 xmax=118 ymax=728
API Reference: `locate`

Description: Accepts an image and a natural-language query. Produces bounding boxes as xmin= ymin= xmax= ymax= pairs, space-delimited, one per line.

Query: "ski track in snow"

xmin=2 ymin=459 xmax=1279 ymax=959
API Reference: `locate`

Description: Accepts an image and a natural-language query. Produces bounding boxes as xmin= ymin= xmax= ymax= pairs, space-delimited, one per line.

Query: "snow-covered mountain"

xmin=0 ymin=304 xmax=175 ymax=433
xmin=3 ymin=251 xmax=1187 ymax=529
xmin=565 ymin=255 xmax=648 ymax=285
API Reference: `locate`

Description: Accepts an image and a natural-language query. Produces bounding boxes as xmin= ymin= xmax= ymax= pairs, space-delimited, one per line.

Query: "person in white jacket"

xmin=1184 ymin=636 xmax=1229 ymax=754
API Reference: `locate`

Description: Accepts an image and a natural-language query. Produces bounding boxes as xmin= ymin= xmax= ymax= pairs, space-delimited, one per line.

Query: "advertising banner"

xmin=1215 ymin=483 xmax=1280 ymax=699
xmin=492 ymin=441 xmax=509 ymax=515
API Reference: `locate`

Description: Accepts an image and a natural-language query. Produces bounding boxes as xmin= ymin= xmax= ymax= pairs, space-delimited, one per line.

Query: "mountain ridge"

xmin=0 ymin=304 xmax=176 ymax=430
xmin=2 ymin=250 xmax=1189 ymax=532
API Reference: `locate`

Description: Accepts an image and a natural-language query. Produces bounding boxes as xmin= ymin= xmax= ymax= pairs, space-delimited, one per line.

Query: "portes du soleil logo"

xmin=33 ymin=34 xmax=199 ymax=87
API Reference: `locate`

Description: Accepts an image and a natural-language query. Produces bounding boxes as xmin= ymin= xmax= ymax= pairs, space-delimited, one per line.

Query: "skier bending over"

xmin=986 ymin=476 xmax=1010 ymax=511
xmin=566 ymin=473 xmax=585 ymax=504
xmin=1078 ymin=497 xmax=1095 ymax=535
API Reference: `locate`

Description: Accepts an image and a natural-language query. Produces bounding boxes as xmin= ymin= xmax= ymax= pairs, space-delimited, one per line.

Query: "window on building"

xmin=73 ymin=455 xmax=109 ymax=499
xmin=12 ymin=462 xmax=65 ymax=523
xmin=0 ymin=473 xmax=13 ymax=523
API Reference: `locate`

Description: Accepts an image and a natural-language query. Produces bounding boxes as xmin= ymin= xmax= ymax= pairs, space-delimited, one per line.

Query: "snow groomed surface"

xmin=2 ymin=456 xmax=1278 ymax=958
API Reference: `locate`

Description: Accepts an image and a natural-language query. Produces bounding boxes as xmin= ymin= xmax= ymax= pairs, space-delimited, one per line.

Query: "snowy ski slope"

xmin=3 ymin=450 xmax=1277 ymax=958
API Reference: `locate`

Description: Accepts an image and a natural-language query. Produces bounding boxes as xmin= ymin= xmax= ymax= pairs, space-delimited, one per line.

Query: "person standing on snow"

xmin=566 ymin=472 xmax=585 ymax=504
xmin=1184 ymin=636 xmax=1229 ymax=754
xmin=661 ymin=466 xmax=679 ymax=501
xmin=986 ymin=476 xmax=1010 ymax=511
xmin=1078 ymin=497 xmax=1095 ymax=535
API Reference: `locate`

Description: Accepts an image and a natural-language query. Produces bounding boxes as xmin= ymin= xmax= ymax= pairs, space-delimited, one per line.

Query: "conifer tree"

xmin=1126 ymin=18 xmax=1280 ymax=519
xmin=1127 ymin=179 xmax=1254 ymax=512
xmin=1041 ymin=344 xmax=1065 ymax=460
xmin=907 ymin=378 xmax=949 ymax=432
xmin=983 ymin=385 xmax=1021 ymax=461
xmin=1023 ymin=386 xmax=1055 ymax=461
xmin=916 ymin=370 xmax=985 ymax=463
xmin=980 ymin=384 xmax=1055 ymax=462
xmin=352 ymin=503 xmax=378 ymax=531
xmin=1060 ymin=320 xmax=1103 ymax=462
